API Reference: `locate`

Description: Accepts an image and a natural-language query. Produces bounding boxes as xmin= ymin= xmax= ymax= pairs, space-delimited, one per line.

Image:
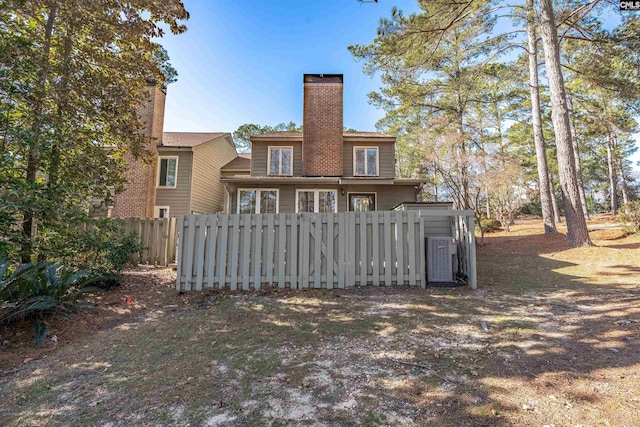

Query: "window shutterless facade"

xmin=268 ymin=146 xmax=293 ymax=176
xmin=237 ymin=189 xmax=279 ymax=214
xmin=296 ymin=189 xmax=337 ymax=213
xmin=348 ymin=193 xmax=376 ymax=212
xmin=157 ymin=156 xmax=178 ymax=188
xmin=154 ymin=206 xmax=170 ymax=218
xmin=353 ymin=147 xmax=379 ymax=176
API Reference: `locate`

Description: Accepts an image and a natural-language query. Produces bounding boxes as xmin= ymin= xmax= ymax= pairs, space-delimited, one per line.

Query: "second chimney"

xmin=302 ymin=74 xmax=343 ymax=176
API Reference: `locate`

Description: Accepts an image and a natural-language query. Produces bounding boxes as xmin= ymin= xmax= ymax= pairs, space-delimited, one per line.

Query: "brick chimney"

xmin=111 ymin=83 xmax=165 ymax=218
xmin=302 ymin=74 xmax=343 ymax=176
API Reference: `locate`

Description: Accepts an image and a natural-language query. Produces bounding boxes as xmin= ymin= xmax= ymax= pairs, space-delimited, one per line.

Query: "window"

xmin=296 ymin=190 xmax=337 ymax=213
xmin=354 ymin=147 xmax=378 ymax=176
xmin=158 ymin=156 xmax=178 ymax=187
xmin=268 ymin=147 xmax=293 ymax=176
xmin=348 ymin=193 xmax=376 ymax=212
xmin=238 ymin=189 xmax=278 ymax=214
xmin=155 ymin=206 xmax=170 ymax=218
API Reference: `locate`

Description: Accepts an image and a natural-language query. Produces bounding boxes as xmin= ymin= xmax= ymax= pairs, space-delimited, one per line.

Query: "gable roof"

xmin=159 ymin=132 xmax=230 ymax=148
xmin=221 ymin=153 xmax=251 ymax=170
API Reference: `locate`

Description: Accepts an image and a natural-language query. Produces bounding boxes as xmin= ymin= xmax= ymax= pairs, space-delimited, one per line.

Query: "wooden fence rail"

xmin=176 ymin=210 xmax=476 ymax=291
xmin=123 ymin=218 xmax=177 ymax=266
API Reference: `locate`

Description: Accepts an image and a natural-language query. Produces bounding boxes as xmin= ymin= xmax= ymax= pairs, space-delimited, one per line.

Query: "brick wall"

xmin=302 ymin=75 xmax=343 ymax=176
xmin=111 ymin=84 xmax=165 ymax=218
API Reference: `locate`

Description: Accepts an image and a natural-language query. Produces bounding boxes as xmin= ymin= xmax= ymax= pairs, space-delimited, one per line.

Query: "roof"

xmin=251 ymin=131 xmax=394 ymax=139
xmin=159 ymin=132 xmax=230 ymax=148
xmin=221 ymin=154 xmax=251 ymax=171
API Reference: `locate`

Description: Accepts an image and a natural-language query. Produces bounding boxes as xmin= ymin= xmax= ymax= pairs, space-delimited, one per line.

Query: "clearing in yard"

xmin=1 ymin=215 xmax=639 ymax=426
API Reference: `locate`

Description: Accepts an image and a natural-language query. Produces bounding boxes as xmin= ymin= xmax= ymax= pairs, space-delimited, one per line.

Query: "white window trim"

xmin=154 ymin=206 xmax=170 ymax=218
xmin=295 ymin=189 xmax=338 ymax=213
xmin=353 ymin=146 xmax=379 ymax=177
xmin=347 ymin=192 xmax=377 ymax=212
xmin=157 ymin=156 xmax=179 ymax=188
xmin=267 ymin=146 xmax=294 ymax=176
xmin=237 ymin=188 xmax=280 ymax=214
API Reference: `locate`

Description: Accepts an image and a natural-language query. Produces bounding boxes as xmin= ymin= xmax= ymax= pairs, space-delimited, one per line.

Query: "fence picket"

xmin=266 ymin=215 xmax=275 ymax=285
xmin=338 ymin=214 xmax=345 ymax=289
xmin=206 ymin=214 xmax=218 ymax=288
xmin=184 ymin=215 xmax=196 ymax=291
xmin=314 ymin=214 xmax=322 ymax=288
xmin=230 ymin=214 xmax=240 ymax=290
xmin=290 ymin=214 xmax=298 ymax=289
xmin=301 ymin=214 xmax=310 ymax=289
xmin=278 ymin=214 xmax=286 ymax=288
xmin=242 ymin=214 xmax=252 ymax=291
xmin=253 ymin=214 xmax=263 ymax=289
xmin=218 ymin=215 xmax=229 ymax=288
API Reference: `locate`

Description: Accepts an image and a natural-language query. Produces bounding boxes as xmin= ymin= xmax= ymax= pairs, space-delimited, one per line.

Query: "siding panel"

xmin=155 ymin=150 xmax=192 ymax=217
xmin=190 ymin=135 xmax=238 ymax=214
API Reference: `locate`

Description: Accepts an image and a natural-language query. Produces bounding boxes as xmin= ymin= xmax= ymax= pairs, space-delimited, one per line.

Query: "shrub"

xmin=479 ymin=218 xmax=502 ymax=233
xmin=620 ymin=201 xmax=640 ymax=233
xmin=520 ymin=198 xmax=542 ymax=216
xmin=0 ymin=259 xmax=105 ymax=345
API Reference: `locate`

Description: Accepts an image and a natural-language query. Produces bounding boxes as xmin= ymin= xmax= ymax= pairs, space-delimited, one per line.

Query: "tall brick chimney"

xmin=302 ymin=74 xmax=343 ymax=176
xmin=111 ymin=83 xmax=165 ymax=218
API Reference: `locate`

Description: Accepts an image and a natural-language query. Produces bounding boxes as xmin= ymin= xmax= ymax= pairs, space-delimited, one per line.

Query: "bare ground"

xmin=1 ymin=215 xmax=639 ymax=426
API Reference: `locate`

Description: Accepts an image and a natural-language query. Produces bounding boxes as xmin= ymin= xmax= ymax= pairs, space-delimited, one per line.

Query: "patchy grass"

xmin=1 ymin=215 xmax=640 ymax=426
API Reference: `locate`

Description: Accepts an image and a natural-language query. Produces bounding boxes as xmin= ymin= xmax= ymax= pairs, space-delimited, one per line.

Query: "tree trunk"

xmin=549 ymin=169 xmax=562 ymax=223
xmin=606 ymin=130 xmax=618 ymax=215
xmin=566 ymin=95 xmax=589 ymax=220
xmin=619 ymin=158 xmax=629 ymax=212
xmin=538 ymin=0 xmax=591 ymax=247
xmin=21 ymin=3 xmax=58 ymax=263
xmin=526 ymin=0 xmax=556 ymax=234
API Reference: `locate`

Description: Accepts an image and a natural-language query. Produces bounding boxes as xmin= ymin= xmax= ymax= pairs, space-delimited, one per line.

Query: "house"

xmin=110 ymin=83 xmax=238 ymax=218
xmin=220 ymin=74 xmax=426 ymax=213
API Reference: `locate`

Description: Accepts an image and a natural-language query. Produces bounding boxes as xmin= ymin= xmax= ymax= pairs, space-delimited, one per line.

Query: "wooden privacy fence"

xmin=123 ymin=218 xmax=177 ymax=266
xmin=176 ymin=210 xmax=476 ymax=291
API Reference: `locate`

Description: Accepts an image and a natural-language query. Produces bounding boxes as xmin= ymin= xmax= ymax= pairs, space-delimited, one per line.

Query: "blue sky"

xmin=159 ymin=0 xmax=638 ymax=168
xmin=159 ymin=0 xmax=420 ymax=133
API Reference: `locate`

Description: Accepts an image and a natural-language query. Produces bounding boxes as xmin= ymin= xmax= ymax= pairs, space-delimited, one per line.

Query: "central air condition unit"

xmin=427 ymin=237 xmax=456 ymax=283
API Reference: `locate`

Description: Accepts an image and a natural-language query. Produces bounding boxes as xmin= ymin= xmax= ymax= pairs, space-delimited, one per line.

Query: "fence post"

xmin=467 ymin=215 xmax=477 ymax=290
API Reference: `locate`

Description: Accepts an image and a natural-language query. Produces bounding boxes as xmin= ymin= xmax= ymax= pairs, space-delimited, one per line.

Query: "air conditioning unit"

xmin=427 ymin=237 xmax=456 ymax=283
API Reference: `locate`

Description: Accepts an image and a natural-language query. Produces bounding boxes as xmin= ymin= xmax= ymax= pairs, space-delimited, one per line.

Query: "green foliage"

xmin=0 ymin=0 xmax=189 ymax=262
xmin=479 ymin=218 xmax=502 ymax=233
xmin=0 ymin=259 xmax=107 ymax=344
xmin=233 ymin=122 xmax=301 ymax=152
xmin=620 ymin=201 xmax=640 ymax=233
xmin=521 ymin=198 xmax=542 ymax=216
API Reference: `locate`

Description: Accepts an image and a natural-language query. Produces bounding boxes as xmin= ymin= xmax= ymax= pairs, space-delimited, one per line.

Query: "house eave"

xmin=220 ymin=176 xmax=341 ymax=185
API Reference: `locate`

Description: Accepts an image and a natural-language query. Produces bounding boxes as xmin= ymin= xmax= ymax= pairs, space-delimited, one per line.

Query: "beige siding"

xmin=155 ymin=150 xmax=192 ymax=217
xmin=251 ymin=141 xmax=303 ymax=176
xmin=190 ymin=135 xmax=238 ymax=214
xmin=229 ymin=184 xmax=417 ymax=214
xmin=343 ymin=142 xmax=395 ymax=178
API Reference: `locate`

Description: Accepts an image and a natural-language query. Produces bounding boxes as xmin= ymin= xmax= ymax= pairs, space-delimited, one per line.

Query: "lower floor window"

xmin=238 ymin=189 xmax=278 ymax=214
xmin=349 ymin=193 xmax=376 ymax=211
xmin=155 ymin=206 xmax=170 ymax=218
xmin=297 ymin=190 xmax=337 ymax=213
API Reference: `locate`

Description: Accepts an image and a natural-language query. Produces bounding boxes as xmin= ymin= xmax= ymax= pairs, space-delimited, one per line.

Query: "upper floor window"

xmin=296 ymin=190 xmax=337 ymax=213
xmin=354 ymin=147 xmax=378 ymax=176
xmin=268 ymin=147 xmax=293 ymax=176
xmin=238 ymin=189 xmax=279 ymax=214
xmin=158 ymin=156 xmax=178 ymax=188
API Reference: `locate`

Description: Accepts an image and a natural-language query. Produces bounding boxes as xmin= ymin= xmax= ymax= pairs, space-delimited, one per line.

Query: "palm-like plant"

xmin=0 ymin=260 xmax=104 ymax=345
